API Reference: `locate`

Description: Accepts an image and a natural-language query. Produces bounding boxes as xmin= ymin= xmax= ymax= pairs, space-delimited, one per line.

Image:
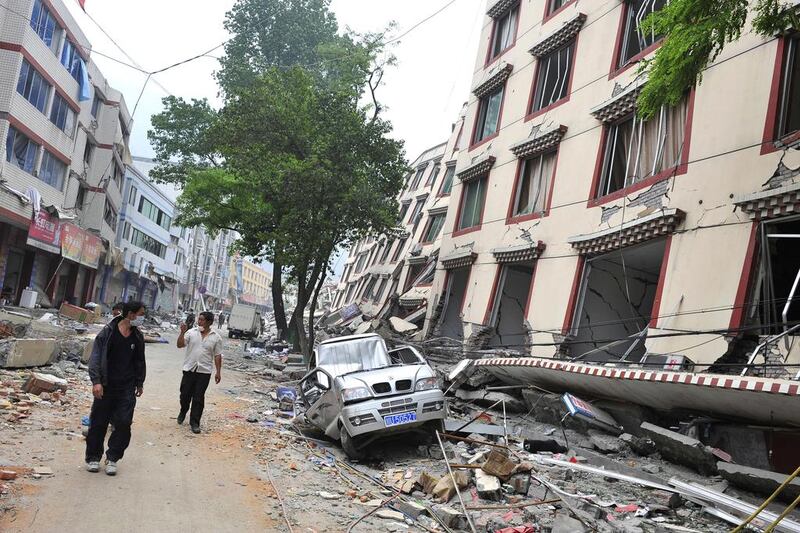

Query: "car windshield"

xmin=317 ymin=336 xmax=392 ymax=378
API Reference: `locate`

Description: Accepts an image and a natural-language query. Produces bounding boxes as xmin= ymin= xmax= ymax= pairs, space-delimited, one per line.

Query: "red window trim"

xmin=7 ymin=115 xmax=71 ymax=165
xmin=485 ymin=3 xmax=522 ymax=67
xmin=419 ymin=213 xmax=445 ymax=245
xmin=441 ymin=266 xmax=474 ymax=317
xmin=543 ymin=0 xmax=577 ymax=24
xmin=561 ymin=256 xmax=586 ymax=335
xmin=482 ymin=261 xmax=540 ymax=326
xmin=729 ymin=222 xmax=759 ymax=330
xmin=586 ymin=89 xmax=695 ymax=208
xmin=761 ymin=36 xmax=800 ymax=155
xmin=608 ymin=1 xmax=664 ymax=80
xmin=452 ymin=174 xmax=490 ymax=238
xmin=469 ymin=86 xmax=507 ymax=151
xmin=505 ymin=148 xmax=560 ymax=224
xmin=649 ymin=235 xmax=673 ymax=327
xmin=40 ymin=0 xmax=90 ymax=62
xmin=436 ymin=164 xmax=457 ymax=198
xmin=525 ymin=33 xmax=580 ymax=122
xmin=0 ymin=42 xmax=80 ymax=113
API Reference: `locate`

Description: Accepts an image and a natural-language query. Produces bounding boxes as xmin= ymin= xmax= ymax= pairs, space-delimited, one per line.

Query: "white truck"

xmin=227 ymin=304 xmax=262 ymax=339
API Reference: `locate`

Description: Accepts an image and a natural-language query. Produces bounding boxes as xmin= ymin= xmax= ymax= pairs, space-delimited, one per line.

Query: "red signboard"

xmin=80 ymin=232 xmax=103 ymax=269
xmin=60 ymin=223 xmax=104 ymax=270
xmin=26 ymin=210 xmax=62 ymax=254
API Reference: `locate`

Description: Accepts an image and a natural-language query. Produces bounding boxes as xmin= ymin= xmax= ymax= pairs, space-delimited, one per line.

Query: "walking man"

xmin=177 ymin=311 xmax=223 ymax=434
xmin=86 ymin=301 xmax=146 ymax=475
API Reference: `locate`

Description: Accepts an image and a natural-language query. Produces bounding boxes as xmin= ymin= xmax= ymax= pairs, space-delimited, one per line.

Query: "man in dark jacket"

xmin=85 ymin=301 xmax=147 ymax=476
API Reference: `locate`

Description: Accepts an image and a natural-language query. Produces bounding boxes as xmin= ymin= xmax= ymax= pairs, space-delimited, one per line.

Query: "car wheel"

xmin=340 ymin=426 xmax=365 ymax=461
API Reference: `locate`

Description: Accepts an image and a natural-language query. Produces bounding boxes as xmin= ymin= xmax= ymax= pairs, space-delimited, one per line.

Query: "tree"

xmin=637 ymin=0 xmax=798 ymax=119
xmin=148 ymin=0 xmax=407 ymax=357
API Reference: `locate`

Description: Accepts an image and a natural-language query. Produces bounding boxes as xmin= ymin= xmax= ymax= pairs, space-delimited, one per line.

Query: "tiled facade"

xmin=0 ymin=0 xmax=131 ymax=309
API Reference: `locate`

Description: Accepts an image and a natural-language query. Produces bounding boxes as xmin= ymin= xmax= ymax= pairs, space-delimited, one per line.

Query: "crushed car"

xmin=298 ymin=333 xmax=446 ymax=459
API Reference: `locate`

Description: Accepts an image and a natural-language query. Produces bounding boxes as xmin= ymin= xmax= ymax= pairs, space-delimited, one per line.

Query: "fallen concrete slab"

xmin=717 ymin=462 xmax=800 ymax=503
xmin=1 ymin=339 xmax=57 ymax=368
xmin=389 ymin=317 xmax=418 ymax=334
xmin=640 ymin=422 xmax=718 ymax=476
xmin=454 ymin=389 xmax=527 ymax=413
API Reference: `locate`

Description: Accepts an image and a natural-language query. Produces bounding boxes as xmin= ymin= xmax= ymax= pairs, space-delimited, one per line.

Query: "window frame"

xmin=49 ymin=93 xmax=76 ymax=137
xmin=437 ymin=164 xmax=457 ymax=197
xmin=17 ymin=59 xmax=51 ymax=113
xmin=421 ymin=213 xmax=446 ymax=243
xmin=609 ymin=0 xmax=667 ymax=78
xmin=454 ymin=175 xmax=489 ymax=236
xmin=391 ymin=238 xmax=407 ymax=263
xmin=486 ymin=3 xmax=520 ymax=64
xmin=588 ymin=90 xmax=695 ymax=207
xmin=506 ymin=149 xmax=559 ymax=224
xmin=38 ymin=149 xmax=66 ymax=190
xmin=471 ymin=86 xmax=505 ymax=149
xmin=5 ymin=127 xmax=39 ymax=175
xmin=762 ymin=34 xmax=800 ymax=154
xmin=543 ymin=0 xmax=577 ymax=23
xmin=410 ymin=166 xmax=426 ymax=190
xmin=30 ymin=0 xmax=60 ymax=52
xmin=425 ymin=163 xmax=441 ymax=188
xmin=527 ymin=38 xmax=578 ymax=120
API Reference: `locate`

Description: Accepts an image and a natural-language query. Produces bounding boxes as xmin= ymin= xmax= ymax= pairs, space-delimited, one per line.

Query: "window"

xmin=410 ymin=167 xmax=426 ymax=190
xmin=513 ymin=152 xmax=556 ymax=217
xmin=130 ymin=227 xmax=167 ymax=258
xmin=777 ymin=35 xmax=800 ymax=139
xmin=5 ymin=127 xmax=39 ymax=174
xmin=392 ymin=238 xmax=407 ymax=262
xmin=458 ymin=177 xmax=487 ymax=231
xmin=440 ymin=165 xmax=456 ymax=195
xmin=426 ymin=164 xmax=441 ymax=187
xmin=618 ymin=0 xmax=666 ymax=68
xmin=138 ymin=196 xmax=172 ymax=230
xmin=408 ymin=200 xmax=424 ymax=225
xmin=75 ymin=185 xmax=86 ymax=209
xmin=103 ymin=199 xmax=118 ymax=231
xmin=60 ymin=40 xmax=81 ymax=81
xmin=83 ymin=141 xmax=94 ymax=167
xmin=531 ymin=42 xmax=574 ymax=113
xmin=30 ymin=0 xmax=58 ymax=50
xmin=380 ymin=240 xmax=394 ymax=263
xmin=91 ymin=95 xmax=102 ymax=119
xmin=597 ymin=97 xmax=688 ymax=198
xmin=123 ymin=222 xmax=131 ymax=241
xmin=373 ymin=279 xmax=387 ymax=302
xmin=39 ymin=151 xmax=66 ymax=190
xmin=474 ymin=87 xmax=503 ymax=144
xmin=112 ymin=162 xmax=124 ymax=192
xmin=17 ymin=60 xmax=51 ymax=113
xmin=128 ymin=186 xmax=138 ymax=206
xmin=355 ymin=253 xmax=367 ymax=273
xmin=490 ymin=4 xmax=519 ymax=59
xmin=398 ymin=202 xmax=411 ymax=222
xmin=422 ymin=214 xmax=446 ymax=243
xmin=547 ymin=0 xmax=570 ymax=14
xmin=49 ymin=94 xmax=76 ymax=136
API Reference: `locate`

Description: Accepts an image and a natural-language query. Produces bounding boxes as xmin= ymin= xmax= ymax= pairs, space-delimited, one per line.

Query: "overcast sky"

xmin=63 ymin=0 xmax=485 ymax=165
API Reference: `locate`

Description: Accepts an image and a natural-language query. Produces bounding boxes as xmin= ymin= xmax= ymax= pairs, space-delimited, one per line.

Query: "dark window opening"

xmin=439 ymin=268 xmax=470 ymax=341
xmin=513 ymin=152 xmax=555 ymax=217
xmin=531 ymin=42 xmax=574 ymax=113
xmin=618 ymin=0 xmax=666 ymax=68
xmin=490 ymin=4 xmax=519 ymax=59
xmin=777 ymin=35 xmax=800 ymax=139
xmin=487 ymin=263 xmax=535 ymax=351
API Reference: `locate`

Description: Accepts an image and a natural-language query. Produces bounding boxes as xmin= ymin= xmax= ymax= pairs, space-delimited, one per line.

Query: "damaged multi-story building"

xmin=0 ymin=0 xmax=132 ymax=309
xmin=330 ymin=106 xmax=468 ymax=329
xmin=420 ymin=0 xmax=800 ymax=382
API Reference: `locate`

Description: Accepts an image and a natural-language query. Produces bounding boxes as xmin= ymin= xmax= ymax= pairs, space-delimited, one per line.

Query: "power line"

xmin=386 ymin=0 xmax=460 ymax=45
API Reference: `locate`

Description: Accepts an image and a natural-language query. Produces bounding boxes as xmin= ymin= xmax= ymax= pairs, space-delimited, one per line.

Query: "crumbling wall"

xmin=487 ymin=265 xmax=534 ymax=352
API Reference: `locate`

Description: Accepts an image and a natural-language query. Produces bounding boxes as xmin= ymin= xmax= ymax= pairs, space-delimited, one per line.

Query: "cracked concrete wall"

xmin=487 ymin=264 xmax=534 ymax=352
xmin=437 ymin=268 xmax=470 ymax=342
xmin=571 ymin=244 xmax=664 ymax=362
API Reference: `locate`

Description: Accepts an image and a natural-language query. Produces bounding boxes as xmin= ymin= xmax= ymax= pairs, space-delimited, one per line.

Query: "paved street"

xmin=0 ymin=337 xmax=276 ymax=533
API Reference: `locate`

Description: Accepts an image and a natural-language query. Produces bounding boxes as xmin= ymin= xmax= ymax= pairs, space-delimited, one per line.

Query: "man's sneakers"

xmin=191 ymin=424 xmax=201 ymax=434
xmin=86 ymin=461 xmax=100 ymax=473
xmin=177 ymin=412 xmax=186 ymax=425
xmin=105 ymin=460 xmax=117 ymax=476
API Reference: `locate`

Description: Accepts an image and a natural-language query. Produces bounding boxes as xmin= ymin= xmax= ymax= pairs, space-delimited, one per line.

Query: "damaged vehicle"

xmin=298 ymin=333 xmax=446 ymax=459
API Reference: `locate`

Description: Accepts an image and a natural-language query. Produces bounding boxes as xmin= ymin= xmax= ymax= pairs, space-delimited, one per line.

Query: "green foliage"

xmin=637 ymin=0 xmax=797 ymax=119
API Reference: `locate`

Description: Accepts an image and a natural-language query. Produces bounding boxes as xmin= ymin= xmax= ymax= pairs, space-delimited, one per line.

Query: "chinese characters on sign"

xmin=60 ymin=223 xmax=104 ymax=269
xmin=26 ymin=210 xmax=62 ymax=254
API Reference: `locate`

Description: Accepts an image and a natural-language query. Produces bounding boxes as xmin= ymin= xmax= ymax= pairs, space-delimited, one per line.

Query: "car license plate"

xmin=384 ymin=412 xmax=417 ymax=427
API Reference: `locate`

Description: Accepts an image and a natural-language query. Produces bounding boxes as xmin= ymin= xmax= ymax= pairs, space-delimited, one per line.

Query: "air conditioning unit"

xmin=640 ymin=353 xmax=695 ymax=372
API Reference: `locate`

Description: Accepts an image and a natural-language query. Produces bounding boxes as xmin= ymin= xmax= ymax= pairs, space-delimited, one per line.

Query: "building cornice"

xmin=492 ymin=241 xmax=546 ymax=264
xmin=529 ymin=12 xmax=586 ymax=58
xmin=472 ymin=62 xmax=514 ymax=98
xmin=457 ymin=154 xmax=496 ymax=183
xmin=510 ymin=124 xmax=568 ymax=159
xmin=568 ymin=209 xmax=685 ymax=255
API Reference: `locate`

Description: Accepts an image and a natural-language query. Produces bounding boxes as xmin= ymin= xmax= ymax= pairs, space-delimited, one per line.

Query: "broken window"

xmin=487 ymin=264 xmax=535 ymax=350
xmin=513 ymin=151 xmax=555 ymax=217
xmin=569 ymin=239 xmax=667 ymax=362
xmin=618 ymin=0 xmax=666 ymax=68
xmin=490 ymin=3 xmax=519 ymax=59
xmin=531 ymin=42 xmax=574 ymax=113
xmin=777 ymin=34 xmax=800 ymax=139
xmin=597 ymin=97 xmax=688 ymax=198
xmin=439 ymin=268 xmax=470 ymax=341
xmin=474 ymin=87 xmax=503 ymax=144
xmin=458 ymin=176 xmax=487 ymax=231
xmin=439 ymin=164 xmax=456 ymax=195
xmin=422 ymin=214 xmax=446 ymax=243
xmin=746 ymin=216 xmax=800 ymax=335
xmin=404 ymin=263 xmax=425 ymax=292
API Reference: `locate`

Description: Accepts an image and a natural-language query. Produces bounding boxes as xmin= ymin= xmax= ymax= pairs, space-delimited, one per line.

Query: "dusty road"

xmin=0 ymin=336 xmax=277 ymax=533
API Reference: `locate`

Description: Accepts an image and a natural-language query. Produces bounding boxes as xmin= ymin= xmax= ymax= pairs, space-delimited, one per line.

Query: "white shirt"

xmin=182 ymin=327 xmax=223 ymax=374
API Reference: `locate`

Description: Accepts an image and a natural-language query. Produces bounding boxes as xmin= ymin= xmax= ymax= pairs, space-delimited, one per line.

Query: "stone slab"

xmin=718 ymin=462 xmax=800 ymax=503
xmin=640 ymin=422 xmax=718 ymax=475
xmin=2 ymin=339 xmax=57 ymax=368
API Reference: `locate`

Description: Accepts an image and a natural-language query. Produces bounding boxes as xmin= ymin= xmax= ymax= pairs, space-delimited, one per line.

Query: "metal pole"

xmin=435 ymin=430 xmax=476 ymax=533
xmin=732 ymin=464 xmax=800 ymax=532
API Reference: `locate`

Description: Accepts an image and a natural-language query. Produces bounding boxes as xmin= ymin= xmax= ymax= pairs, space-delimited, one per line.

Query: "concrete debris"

xmin=23 ymin=372 xmax=69 ymax=395
xmin=551 ymin=513 xmax=588 ymax=533
xmin=431 ymin=470 xmax=470 ymax=502
xmin=475 ymin=468 xmax=503 ymax=500
xmin=588 ymin=430 xmax=627 ymax=454
xmin=454 ymin=389 xmax=527 ymax=413
xmin=717 ymin=462 xmax=800 ymax=503
xmin=388 ymin=316 xmax=418 ymax=334
xmin=431 ymin=505 xmax=468 ymax=530
xmin=394 ymin=499 xmax=427 ymax=519
xmin=1 ymin=338 xmax=57 ymax=368
xmin=523 ymin=436 xmax=567 ymax=454
xmin=481 ymin=449 xmax=517 ymax=480
xmin=375 ymin=509 xmax=405 ymax=521
xmin=640 ymin=422 xmax=720 ymax=476
xmin=619 ymin=433 xmax=657 ymax=456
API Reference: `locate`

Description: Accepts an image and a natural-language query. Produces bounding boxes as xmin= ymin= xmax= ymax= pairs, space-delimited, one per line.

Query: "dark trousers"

xmin=85 ymin=387 xmax=136 ymax=462
xmin=179 ymin=371 xmax=211 ymax=426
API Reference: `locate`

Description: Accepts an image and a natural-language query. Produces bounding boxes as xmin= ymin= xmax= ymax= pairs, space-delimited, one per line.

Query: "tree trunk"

xmin=271 ymin=260 xmax=288 ymax=341
xmin=307 ymin=261 xmax=328 ymax=351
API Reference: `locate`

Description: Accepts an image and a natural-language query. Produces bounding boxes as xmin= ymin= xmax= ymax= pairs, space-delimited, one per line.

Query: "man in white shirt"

xmin=176 ymin=311 xmax=223 ymax=434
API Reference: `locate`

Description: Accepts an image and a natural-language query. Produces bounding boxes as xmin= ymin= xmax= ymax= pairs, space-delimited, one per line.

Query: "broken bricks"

xmin=22 ymin=372 xmax=68 ymax=395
